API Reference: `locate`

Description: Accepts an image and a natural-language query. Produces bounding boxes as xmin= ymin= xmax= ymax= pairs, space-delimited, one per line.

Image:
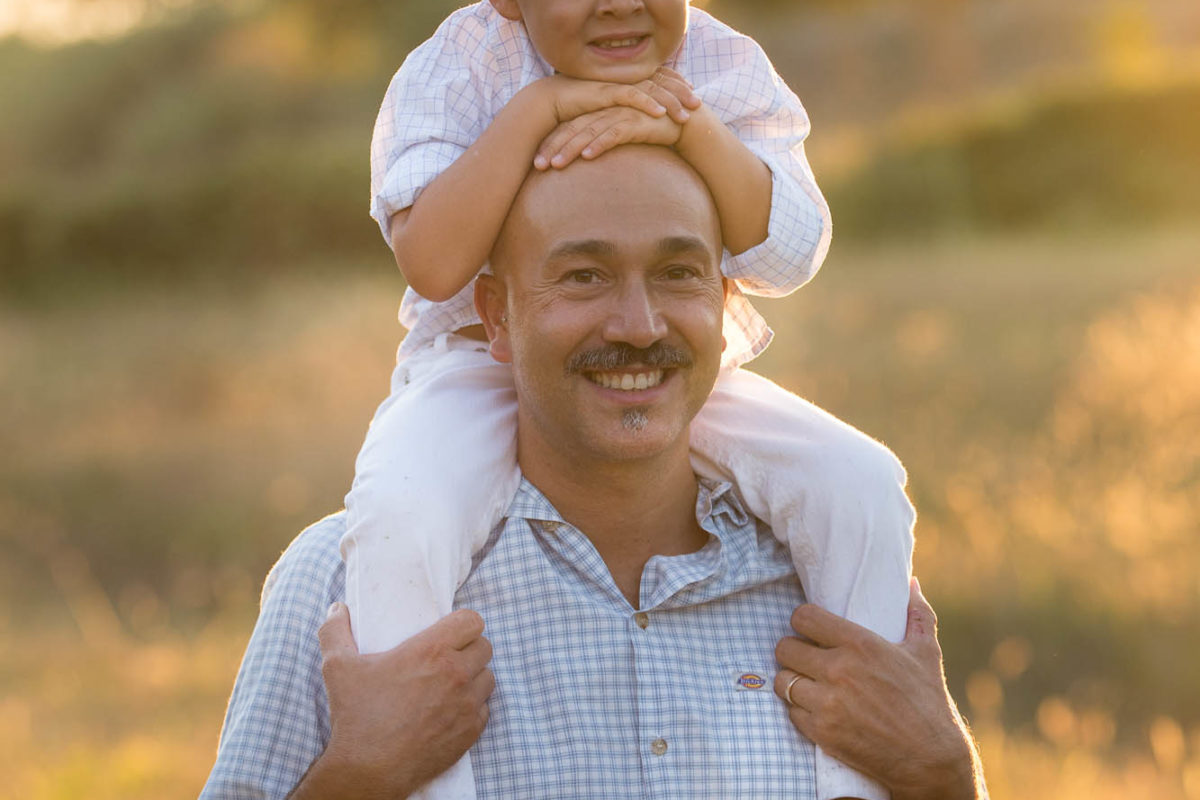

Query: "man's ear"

xmin=488 ymin=0 xmax=523 ymax=22
xmin=475 ymin=274 xmax=513 ymax=364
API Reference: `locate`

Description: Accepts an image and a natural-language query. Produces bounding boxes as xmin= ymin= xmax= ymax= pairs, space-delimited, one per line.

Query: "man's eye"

xmin=567 ymin=270 xmax=599 ymax=284
xmin=664 ymin=265 xmax=698 ymax=280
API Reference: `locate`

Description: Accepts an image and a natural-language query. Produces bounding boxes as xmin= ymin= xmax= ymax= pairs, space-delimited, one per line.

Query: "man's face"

xmin=491 ymin=0 xmax=689 ymax=84
xmin=482 ymin=146 xmax=725 ymax=468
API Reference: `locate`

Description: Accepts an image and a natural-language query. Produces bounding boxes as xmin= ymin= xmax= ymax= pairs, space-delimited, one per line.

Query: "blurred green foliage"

xmin=829 ymin=82 xmax=1200 ymax=238
xmin=1 ymin=1 xmax=1198 ymax=294
xmin=0 ymin=5 xmax=392 ymax=292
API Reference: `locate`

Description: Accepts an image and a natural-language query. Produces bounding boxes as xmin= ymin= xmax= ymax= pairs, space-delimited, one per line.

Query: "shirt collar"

xmin=505 ymin=475 xmax=749 ymax=533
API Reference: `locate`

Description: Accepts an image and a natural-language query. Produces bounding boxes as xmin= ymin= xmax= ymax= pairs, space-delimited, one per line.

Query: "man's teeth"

xmin=589 ymin=370 xmax=664 ymax=390
xmin=595 ymin=37 xmax=642 ymax=49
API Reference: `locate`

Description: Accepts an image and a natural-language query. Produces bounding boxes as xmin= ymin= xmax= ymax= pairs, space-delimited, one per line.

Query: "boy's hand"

xmin=534 ymin=67 xmax=701 ymax=170
xmin=539 ymin=74 xmax=669 ymax=127
xmin=643 ymin=66 xmax=702 ymax=119
xmin=534 ymin=105 xmax=682 ymax=169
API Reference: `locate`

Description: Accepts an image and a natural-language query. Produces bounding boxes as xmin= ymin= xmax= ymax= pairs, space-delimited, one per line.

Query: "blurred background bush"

xmin=1 ymin=0 xmax=1198 ymax=797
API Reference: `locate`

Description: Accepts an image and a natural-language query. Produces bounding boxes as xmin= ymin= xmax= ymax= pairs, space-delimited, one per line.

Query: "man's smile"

xmin=584 ymin=369 xmax=665 ymax=391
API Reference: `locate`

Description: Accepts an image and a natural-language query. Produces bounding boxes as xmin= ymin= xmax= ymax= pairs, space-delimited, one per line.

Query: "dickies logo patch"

xmin=735 ymin=672 xmax=767 ymax=691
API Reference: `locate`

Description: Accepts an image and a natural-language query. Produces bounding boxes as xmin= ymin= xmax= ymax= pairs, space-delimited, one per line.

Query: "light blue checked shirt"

xmin=202 ymin=479 xmax=815 ymax=799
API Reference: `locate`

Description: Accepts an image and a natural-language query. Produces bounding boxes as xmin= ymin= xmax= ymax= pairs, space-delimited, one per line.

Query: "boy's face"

xmin=492 ymin=0 xmax=689 ymax=84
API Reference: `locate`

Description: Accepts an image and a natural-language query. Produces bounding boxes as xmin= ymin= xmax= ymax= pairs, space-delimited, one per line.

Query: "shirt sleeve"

xmin=686 ymin=15 xmax=832 ymax=298
xmin=199 ymin=515 xmax=346 ymax=800
xmin=368 ymin=10 xmax=496 ymax=244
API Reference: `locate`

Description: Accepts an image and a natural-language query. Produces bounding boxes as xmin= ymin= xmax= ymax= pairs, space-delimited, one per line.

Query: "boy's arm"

xmin=389 ymin=78 xmax=676 ymax=303
xmin=532 ymin=69 xmax=771 ymax=257
xmin=672 ymin=100 xmax=772 ymax=256
xmin=668 ymin=11 xmax=835 ymax=298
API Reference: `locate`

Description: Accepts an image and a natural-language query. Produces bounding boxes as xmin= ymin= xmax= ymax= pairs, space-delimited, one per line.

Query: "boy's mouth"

xmin=591 ymin=35 xmax=648 ymax=50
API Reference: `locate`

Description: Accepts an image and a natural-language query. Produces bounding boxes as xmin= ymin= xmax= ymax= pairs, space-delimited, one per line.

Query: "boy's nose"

xmin=595 ymin=0 xmax=646 ymax=18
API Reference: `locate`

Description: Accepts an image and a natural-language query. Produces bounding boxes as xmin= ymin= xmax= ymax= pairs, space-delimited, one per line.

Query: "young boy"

xmin=344 ymin=2 xmax=915 ymax=798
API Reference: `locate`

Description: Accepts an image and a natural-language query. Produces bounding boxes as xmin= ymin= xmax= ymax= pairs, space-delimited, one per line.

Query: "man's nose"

xmin=596 ymin=0 xmax=645 ymax=18
xmin=603 ymin=282 xmax=668 ymax=349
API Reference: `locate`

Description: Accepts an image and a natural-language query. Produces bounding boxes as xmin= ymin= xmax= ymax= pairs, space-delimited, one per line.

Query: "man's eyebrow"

xmin=656 ymin=236 xmax=713 ymax=258
xmin=546 ymin=239 xmax=618 ymax=261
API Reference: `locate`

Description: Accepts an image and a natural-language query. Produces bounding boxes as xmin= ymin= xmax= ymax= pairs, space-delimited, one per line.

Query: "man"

xmin=202 ymin=145 xmax=986 ymax=799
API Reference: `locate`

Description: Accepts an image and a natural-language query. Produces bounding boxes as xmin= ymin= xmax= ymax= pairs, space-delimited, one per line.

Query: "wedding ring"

xmin=784 ymin=673 xmax=803 ymax=706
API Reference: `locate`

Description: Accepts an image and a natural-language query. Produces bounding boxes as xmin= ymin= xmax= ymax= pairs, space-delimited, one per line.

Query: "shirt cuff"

xmin=370 ymin=140 xmax=465 ymax=244
xmin=817 ymin=744 xmax=889 ymax=800
xmin=722 ymin=162 xmax=831 ymax=298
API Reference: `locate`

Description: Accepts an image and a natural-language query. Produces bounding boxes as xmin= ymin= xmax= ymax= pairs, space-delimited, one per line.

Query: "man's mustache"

xmin=565 ymin=342 xmax=693 ymax=374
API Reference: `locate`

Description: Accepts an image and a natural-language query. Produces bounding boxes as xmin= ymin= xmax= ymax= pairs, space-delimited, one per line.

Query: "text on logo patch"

xmin=736 ymin=672 xmax=767 ymax=690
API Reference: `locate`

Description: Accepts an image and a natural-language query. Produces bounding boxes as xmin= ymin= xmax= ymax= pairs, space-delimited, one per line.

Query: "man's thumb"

xmin=318 ymin=601 xmax=358 ymax=659
xmin=904 ymin=576 xmax=939 ymax=647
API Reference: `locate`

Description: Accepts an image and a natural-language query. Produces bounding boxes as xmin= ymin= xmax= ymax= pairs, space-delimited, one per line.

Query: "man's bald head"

xmin=489 ymin=144 xmax=721 ymax=282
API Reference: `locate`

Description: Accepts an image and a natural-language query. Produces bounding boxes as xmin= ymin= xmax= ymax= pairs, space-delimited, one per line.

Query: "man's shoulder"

xmin=261 ymin=511 xmax=346 ymax=608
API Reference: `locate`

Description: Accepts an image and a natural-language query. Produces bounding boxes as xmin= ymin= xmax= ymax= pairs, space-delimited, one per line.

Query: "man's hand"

xmin=774 ymin=579 xmax=986 ymax=800
xmin=289 ymin=604 xmax=495 ymax=800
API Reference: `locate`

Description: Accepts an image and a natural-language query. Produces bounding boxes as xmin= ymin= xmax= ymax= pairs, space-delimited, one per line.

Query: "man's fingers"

xmin=788 ymin=602 xmax=861 ymax=648
xmin=408 ymin=608 xmax=486 ymax=652
xmin=467 ymin=666 xmax=496 ymax=707
xmin=774 ymin=634 xmax=827 ymax=679
xmin=905 ymin=576 xmax=937 ymax=639
xmin=458 ymin=633 xmax=494 ymax=674
xmin=903 ymin=576 xmax=944 ymax=665
xmin=318 ymin=602 xmax=359 ymax=662
xmin=773 ymin=669 xmax=819 ymax=711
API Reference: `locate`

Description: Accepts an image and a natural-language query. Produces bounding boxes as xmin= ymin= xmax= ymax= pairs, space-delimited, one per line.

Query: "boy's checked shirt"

xmin=369 ymin=2 xmax=832 ymax=369
xmin=200 ymin=479 xmax=819 ymax=798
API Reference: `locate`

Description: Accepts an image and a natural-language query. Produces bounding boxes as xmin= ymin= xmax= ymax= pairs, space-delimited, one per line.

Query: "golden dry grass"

xmin=2 ymin=227 xmax=1199 ymax=798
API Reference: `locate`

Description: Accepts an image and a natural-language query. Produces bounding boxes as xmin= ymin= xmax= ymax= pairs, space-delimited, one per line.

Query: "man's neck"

xmin=518 ymin=438 xmax=708 ymax=608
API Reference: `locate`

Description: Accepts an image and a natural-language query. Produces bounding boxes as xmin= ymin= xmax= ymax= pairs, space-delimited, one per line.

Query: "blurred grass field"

xmin=4 ymin=225 xmax=1199 ymax=799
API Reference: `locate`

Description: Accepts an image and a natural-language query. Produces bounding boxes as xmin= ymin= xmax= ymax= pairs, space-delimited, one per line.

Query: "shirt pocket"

xmin=712 ymin=659 xmax=816 ymax=796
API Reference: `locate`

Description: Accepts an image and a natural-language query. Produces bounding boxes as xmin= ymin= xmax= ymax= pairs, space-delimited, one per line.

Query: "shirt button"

xmin=633 ymin=612 xmax=649 ymax=629
xmin=541 ymin=521 xmax=561 ymax=534
xmin=650 ymin=738 xmax=668 ymax=756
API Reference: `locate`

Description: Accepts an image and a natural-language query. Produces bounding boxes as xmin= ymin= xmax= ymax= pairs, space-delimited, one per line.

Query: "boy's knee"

xmin=817 ymin=426 xmax=907 ymax=488
xmin=819 ymin=432 xmax=914 ymax=525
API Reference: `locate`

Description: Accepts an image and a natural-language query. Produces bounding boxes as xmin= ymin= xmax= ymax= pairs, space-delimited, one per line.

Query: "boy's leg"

xmin=690 ymin=367 xmax=915 ymax=643
xmin=690 ymin=368 xmax=914 ymax=800
xmin=342 ymin=338 xmax=519 ymax=656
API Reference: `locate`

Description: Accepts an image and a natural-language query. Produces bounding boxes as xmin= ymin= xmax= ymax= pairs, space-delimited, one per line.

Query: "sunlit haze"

xmin=0 ymin=0 xmax=193 ymax=44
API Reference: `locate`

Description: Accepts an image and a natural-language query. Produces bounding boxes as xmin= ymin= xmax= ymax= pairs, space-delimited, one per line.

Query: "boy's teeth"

xmin=597 ymin=37 xmax=641 ymax=48
xmin=588 ymin=370 xmax=664 ymax=390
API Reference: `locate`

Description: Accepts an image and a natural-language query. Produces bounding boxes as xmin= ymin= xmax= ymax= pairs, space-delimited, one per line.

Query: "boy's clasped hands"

xmin=533 ymin=66 xmax=703 ymax=170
